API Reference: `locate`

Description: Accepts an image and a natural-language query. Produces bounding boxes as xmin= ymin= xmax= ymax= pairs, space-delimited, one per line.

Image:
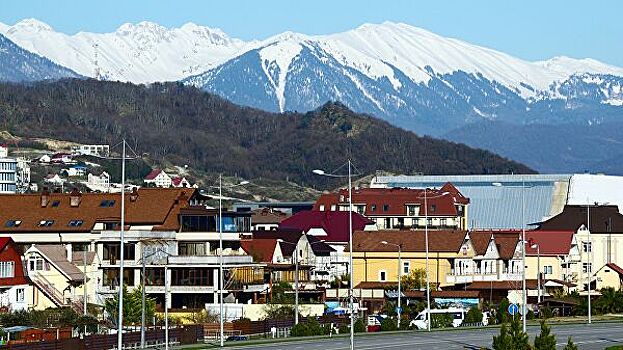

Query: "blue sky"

xmin=2 ymin=0 xmax=621 ymax=66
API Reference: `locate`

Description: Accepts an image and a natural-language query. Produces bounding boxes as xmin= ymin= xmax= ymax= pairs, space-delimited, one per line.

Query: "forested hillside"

xmin=0 ymin=79 xmax=533 ymax=187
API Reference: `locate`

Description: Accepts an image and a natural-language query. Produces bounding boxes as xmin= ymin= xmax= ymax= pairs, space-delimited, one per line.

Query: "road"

xmin=221 ymin=323 xmax=623 ymax=350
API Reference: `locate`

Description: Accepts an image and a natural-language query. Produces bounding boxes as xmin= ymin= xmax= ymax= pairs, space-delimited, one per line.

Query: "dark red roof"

xmin=240 ymin=239 xmax=277 ymax=262
xmin=0 ymin=237 xmax=29 ymax=286
xmin=279 ymin=210 xmax=374 ymax=243
xmin=313 ymin=185 xmax=468 ymax=217
xmin=525 ymin=231 xmax=574 ymax=256
xmin=469 ymin=230 xmax=520 ymax=260
xmin=605 ymin=263 xmax=623 ymax=276
xmin=144 ymin=169 xmax=164 ymax=180
xmin=535 ymin=205 xmax=623 ymax=233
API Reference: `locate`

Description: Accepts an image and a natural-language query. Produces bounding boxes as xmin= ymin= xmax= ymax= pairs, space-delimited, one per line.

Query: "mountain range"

xmin=1 ymin=19 xmax=622 ymax=173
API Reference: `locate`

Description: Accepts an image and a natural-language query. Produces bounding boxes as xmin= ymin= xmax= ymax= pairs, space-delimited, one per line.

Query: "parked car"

xmin=410 ymin=307 xmax=467 ymax=329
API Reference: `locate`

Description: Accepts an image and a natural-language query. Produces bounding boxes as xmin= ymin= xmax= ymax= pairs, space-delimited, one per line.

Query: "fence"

xmin=0 ymin=325 xmax=203 ymax=350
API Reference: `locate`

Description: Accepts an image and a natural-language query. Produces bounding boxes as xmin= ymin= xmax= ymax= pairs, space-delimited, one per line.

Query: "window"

xmin=16 ymin=288 xmax=24 ymax=303
xmin=406 ymin=205 xmax=417 ymax=216
xmin=171 ymin=268 xmax=213 ymax=286
xmin=330 ymin=204 xmax=336 ymax=211
xmin=319 ymin=205 xmax=325 ymax=211
xmin=100 ymin=200 xmax=116 ymax=207
xmin=582 ymin=241 xmax=592 ymax=253
xmin=384 ymin=218 xmax=391 ymax=229
xmin=5 ymin=220 xmax=21 ymax=228
xmin=103 ymin=243 xmax=135 ymax=261
xmin=431 ymin=204 xmax=436 ymax=213
xmin=178 ymin=242 xmax=206 ymax=256
xmin=145 ymin=268 xmax=166 ymax=286
xmin=379 ymin=270 xmax=387 ymax=282
xmin=51 ymin=200 xmax=60 ymax=207
xmin=103 ymin=268 xmax=135 ymax=287
xmin=427 ymin=218 xmax=433 ymax=226
xmin=582 ymin=263 xmax=592 ymax=274
xmin=0 ymin=261 xmax=15 ymax=278
xmin=543 ymin=266 xmax=553 ymax=275
xmin=403 ymin=261 xmax=410 ymax=275
xmin=38 ymin=220 xmax=54 ymax=227
xmin=440 ymin=218 xmax=447 ymax=227
xmin=383 ymin=204 xmax=389 ymax=212
xmin=371 ymin=204 xmax=377 ymax=212
xmin=68 ymin=220 xmax=84 ymax=227
xmin=356 ymin=205 xmax=365 ymax=215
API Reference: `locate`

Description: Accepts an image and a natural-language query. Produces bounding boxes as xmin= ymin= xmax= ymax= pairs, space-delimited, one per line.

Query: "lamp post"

xmin=587 ymin=203 xmax=591 ymax=324
xmin=313 ymin=161 xmax=354 ymax=350
xmin=214 ymin=176 xmax=249 ymax=347
xmin=492 ymin=179 xmax=533 ymax=332
xmin=381 ymin=241 xmax=402 ymax=328
xmin=530 ymin=242 xmax=541 ymax=304
xmin=276 ymin=239 xmax=300 ymax=325
xmin=117 ymin=140 xmax=127 ymax=350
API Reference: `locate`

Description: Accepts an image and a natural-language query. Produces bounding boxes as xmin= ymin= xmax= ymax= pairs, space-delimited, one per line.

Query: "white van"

xmin=410 ymin=307 xmax=467 ymax=329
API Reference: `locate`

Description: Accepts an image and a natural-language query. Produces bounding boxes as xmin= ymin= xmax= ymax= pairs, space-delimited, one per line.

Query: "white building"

xmin=0 ymin=157 xmax=17 ymax=193
xmin=144 ymin=169 xmax=172 ymax=188
xmin=87 ymin=171 xmax=111 ymax=192
xmin=0 ymin=145 xmax=7 ymax=158
xmin=72 ymin=144 xmax=110 ymax=157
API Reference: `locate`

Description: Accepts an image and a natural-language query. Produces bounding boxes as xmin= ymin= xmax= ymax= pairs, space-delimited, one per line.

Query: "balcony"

xmin=168 ymin=254 xmax=253 ymax=265
xmin=446 ymin=269 xmax=522 ymax=284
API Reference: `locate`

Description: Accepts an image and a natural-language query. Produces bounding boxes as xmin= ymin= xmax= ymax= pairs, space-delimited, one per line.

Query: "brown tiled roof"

xmin=469 ymin=230 xmax=520 ymax=259
xmin=0 ymin=188 xmax=194 ymax=233
xmin=353 ymin=230 xmax=467 ymax=253
xmin=251 ymin=208 xmax=288 ymax=224
xmin=240 ymin=239 xmax=278 ymax=263
xmin=72 ymin=251 xmax=97 ymax=265
xmin=354 ymin=281 xmax=397 ymax=289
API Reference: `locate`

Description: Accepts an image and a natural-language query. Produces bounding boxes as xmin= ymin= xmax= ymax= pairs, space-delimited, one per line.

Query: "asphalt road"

xmin=223 ymin=323 xmax=623 ymax=350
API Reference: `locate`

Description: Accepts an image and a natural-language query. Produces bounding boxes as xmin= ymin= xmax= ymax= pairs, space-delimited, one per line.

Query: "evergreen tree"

xmin=534 ymin=321 xmax=556 ymax=350
xmin=562 ymin=337 xmax=578 ymax=350
xmin=493 ymin=315 xmax=530 ymax=350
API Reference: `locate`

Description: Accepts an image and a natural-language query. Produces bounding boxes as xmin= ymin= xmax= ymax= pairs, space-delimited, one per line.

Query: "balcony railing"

xmin=447 ymin=268 xmax=522 ymax=284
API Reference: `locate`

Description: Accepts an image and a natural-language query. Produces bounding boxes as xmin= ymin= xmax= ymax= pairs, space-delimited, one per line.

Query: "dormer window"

xmin=38 ymin=220 xmax=54 ymax=227
xmin=51 ymin=200 xmax=60 ymax=207
xmin=68 ymin=220 xmax=84 ymax=227
xmin=5 ymin=220 xmax=21 ymax=228
xmin=383 ymin=204 xmax=389 ymax=212
xmin=100 ymin=200 xmax=116 ymax=207
xmin=431 ymin=204 xmax=436 ymax=213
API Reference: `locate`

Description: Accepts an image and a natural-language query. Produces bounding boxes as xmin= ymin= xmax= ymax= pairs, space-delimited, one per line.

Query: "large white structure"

xmin=72 ymin=144 xmax=110 ymax=157
xmin=0 ymin=157 xmax=17 ymax=193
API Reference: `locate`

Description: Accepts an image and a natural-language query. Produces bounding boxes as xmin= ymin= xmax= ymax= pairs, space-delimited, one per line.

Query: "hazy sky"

xmin=2 ymin=0 xmax=621 ymax=66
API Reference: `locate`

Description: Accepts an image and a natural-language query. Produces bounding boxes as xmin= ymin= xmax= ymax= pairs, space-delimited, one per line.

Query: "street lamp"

xmin=492 ymin=179 xmax=532 ymax=332
xmin=277 ymin=238 xmax=301 ymax=325
xmin=381 ymin=241 xmax=402 ymax=329
xmin=313 ymin=161 xmax=354 ymax=350
xmin=530 ymin=241 xmax=541 ymax=304
xmin=214 ymin=176 xmax=249 ymax=347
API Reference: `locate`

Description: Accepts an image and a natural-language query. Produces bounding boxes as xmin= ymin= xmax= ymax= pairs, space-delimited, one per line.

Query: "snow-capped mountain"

xmin=0 ymin=33 xmax=80 ymax=82
xmin=184 ymin=22 xmax=623 ymax=135
xmin=0 ymin=18 xmax=251 ymax=83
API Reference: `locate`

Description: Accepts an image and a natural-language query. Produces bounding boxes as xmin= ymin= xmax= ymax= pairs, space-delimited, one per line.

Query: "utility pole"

xmin=141 ymin=246 xmax=146 ymax=348
xmin=117 ymin=140 xmax=126 ymax=350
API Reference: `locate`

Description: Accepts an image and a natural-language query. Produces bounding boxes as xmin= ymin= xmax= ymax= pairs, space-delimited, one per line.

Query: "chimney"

xmin=129 ymin=187 xmax=139 ymax=202
xmin=69 ymin=188 xmax=82 ymax=207
xmin=65 ymin=244 xmax=73 ymax=262
xmin=41 ymin=188 xmax=50 ymax=207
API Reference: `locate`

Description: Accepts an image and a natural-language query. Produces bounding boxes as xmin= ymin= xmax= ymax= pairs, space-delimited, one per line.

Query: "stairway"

xmin=31 ymin=273 xmax=84 ymax=313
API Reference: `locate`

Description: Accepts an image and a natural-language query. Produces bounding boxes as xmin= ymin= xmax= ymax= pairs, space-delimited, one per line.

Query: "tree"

xmin=534 ymin=321 xmax=556 ymax=350
xmin=562 ymin=337 xmax=578 ymax=350
xmin=464 ymin=307 xmax=484 ymax=324
xmin=104 ymin=286 xmax=156 ymax=326
xmin=596 ymin=287 xmax=623 ymax=314
xmin=497 ymin=298 xmax=511 ymax=324
xmin=493 ymin=315 xmax=530 ymax=350
xmin=400 ymin=268 xmax=427 ymax=290
xmin=354 ymin=318 xmax=366 ymax=333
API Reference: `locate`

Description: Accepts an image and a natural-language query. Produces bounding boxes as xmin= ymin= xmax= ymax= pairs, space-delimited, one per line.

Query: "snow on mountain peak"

xmin=11 ymin=18 xmax=54 ymax=33
xmin=536 ymin=56 xmax=623 ymax=77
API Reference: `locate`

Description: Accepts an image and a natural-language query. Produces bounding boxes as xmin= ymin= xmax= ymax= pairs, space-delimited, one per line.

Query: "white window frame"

xmin=379 ymin=270 xmax=387 ymax=282
xmin=543 ymin=266 xmax=553 ymax=275
xmin=403 ymin=261 xmax=410 ymax=275
xmin=0 ymin=261 xmax=15 ymax=278
xmin=582 ymin=262 xmax=592 ymax=274
xmin=16 ymin=288 xmax=24 ymax=303
xmin=582 ymin=241 xmax=592 ymax=253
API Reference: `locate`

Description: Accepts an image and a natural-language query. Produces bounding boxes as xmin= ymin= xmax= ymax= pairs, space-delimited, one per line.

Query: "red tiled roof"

xmin=171 ymin=176 xmax=185 ymax=186
xmin=605 ymin=263 xmax=623 ymax=276
xmin=525 ymin=231 xmax=574 ymax=256
xmin=0 ymin=238 xmax=29 ymax=286
xmin=469 ymin=230 xmax=520 ymax=259
xmin=353 ymin=230 xmax=467 ymax=253
xmin=240 ymin=239 xmax=278 ymax=263
xmin=279 ymin=210 xmax=374 ymax=243
xmin=313 ymin=185 xmax=468 ymax=217
xmin=144 ymin=169 xmax=164 ymax=180
xmin=405 ymin=290 xmax=481 ymax=298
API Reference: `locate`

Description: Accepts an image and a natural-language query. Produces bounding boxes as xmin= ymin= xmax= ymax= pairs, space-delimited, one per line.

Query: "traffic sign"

xmin=508 ymin=303 xmax=519 ymax=315
xmin=395 ymin=307 xmax=403 ymax=314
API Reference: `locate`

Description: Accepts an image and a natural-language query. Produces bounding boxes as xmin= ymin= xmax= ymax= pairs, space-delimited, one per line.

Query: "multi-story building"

xmin=313 ymin=183 xmax=470 ymax=231
xmin=71 ymin=144 xmax=110 ymax=157
xmin=0 ymin=188 xmax=260 ymax=312
xmin=144 ymin=169 xmax=172 ymax=188
xmin=0 ymin=156 xmax=17 ymax=194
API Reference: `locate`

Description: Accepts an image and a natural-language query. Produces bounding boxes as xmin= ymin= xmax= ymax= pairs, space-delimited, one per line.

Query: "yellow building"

xmin=352 ymin=230 xmax=467 ymax=288
xmin=594 ymin=263 xmax=623 ymax=290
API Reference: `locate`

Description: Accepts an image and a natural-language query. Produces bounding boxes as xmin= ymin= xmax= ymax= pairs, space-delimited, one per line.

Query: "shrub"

xmin=430 ymin=313 xmax=453 ymax=329
xmin=338 ymin=324 xmax=349 ymax=334
xmin=540 ymin=306 xmax=553 ymax=319
xmin=562 ymin=337 xmax=578 ymax=350
xmin=534 ymin=321 xmax=556 ymax=350
xmin=380 ymin=317 xmax=398 ymax=331
xmin=464 ymin=308 xmax=484 ymax=324
xmin=290 ymin=323 xmax=310 ymax=337
xmin=497 ymin=298 xmax=511 ymax=324
xmin=354 ymin=319 xmax=366 ymax=333
xmin=306 ymin=318 xmax=323 ymax=336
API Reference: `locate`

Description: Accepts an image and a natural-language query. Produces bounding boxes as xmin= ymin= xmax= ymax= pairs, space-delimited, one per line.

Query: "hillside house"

xmin=0 ymin=238 xmax=30 ymax=311
xmin=144 ymin=169 xmax=172 ymax=188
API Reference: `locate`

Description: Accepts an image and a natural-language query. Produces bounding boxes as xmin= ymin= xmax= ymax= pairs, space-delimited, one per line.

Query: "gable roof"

xmin=144 ymin=169 xmax=165 ymax=180
xmin=313 ymin=184 xmax=469 ymax=217
xmin=535 ymin=205 xmax=623 ymax=233
xmin=279 ymin=210 xmax=374 ymax=243
xmin=0 ymin=237 xmax=29 ymax=286
xmin=240 ymin=239 xmax=278 ymax=263
xmin=353 ymin=230 xmax=467 ymax=253
xmin=32 ymin=245 xmax=84 ymax=282
xmin=469 ymin=230 xmax=520 ymax=259
xmin=605 ymin=263 xmax=623 ymax=276
xmin=525 ymin=231 xmax=574 ymax=256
